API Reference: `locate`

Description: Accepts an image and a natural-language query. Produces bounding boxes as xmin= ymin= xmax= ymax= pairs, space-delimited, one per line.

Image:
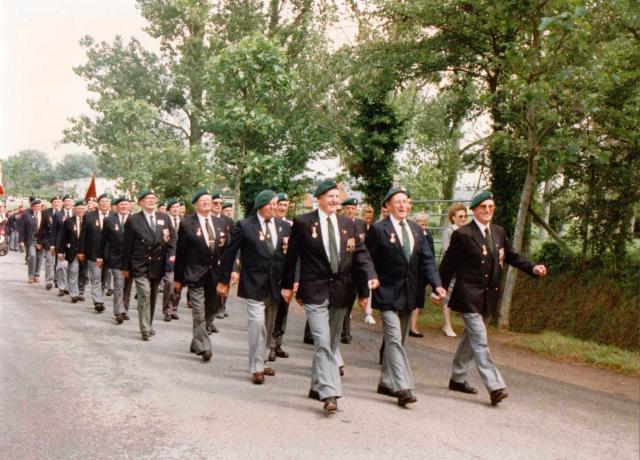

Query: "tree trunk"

xmin=539 ymin=179 xmax=552 ymax=238
xmin=233 ymin=140 xmax=245 ymax=221
xmin=440 ymin=124 xmax=462 ymax=227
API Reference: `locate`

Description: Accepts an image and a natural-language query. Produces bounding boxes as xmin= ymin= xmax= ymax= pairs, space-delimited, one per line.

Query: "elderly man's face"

xmin=211 ymin=197 xmax=223 ymax=215
xmin=140 ymin=195 xmax=157 ymax=212
xmin=116 ymin=201 xmax=130 ymax=215
xmin=31 ymin=203 xmax=42 ymax=213
xmin=258 ymin=198 xmax=277 ymax=220
xmin=74 ymin=205 xmax=86 ymax=218
xmin=472 ymin=199 xmax=495 ymax=225
xmin=195 ymin=195 xmax=212 ymax=215
xmin=63 ymin=198 xmax=73 ymax=210
xmin=342 ymin=204 xmax=357 ymax=219
xmin=317 ymin=189 xmax=340 ymax=215
xmin=387 ymin=193 xmax=409 ymax=220
xmin=98 ymin=198 xmax=111 ymax=212
xmin=168 ymin=205 xmax=180 ymax=217
xmin=276 ymin=201 xmax=289 ymax=218
xmin=223 ymin=207 xmax=233 ymax=218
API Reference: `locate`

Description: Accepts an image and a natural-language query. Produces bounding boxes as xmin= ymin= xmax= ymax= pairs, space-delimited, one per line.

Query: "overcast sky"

xmin=1 ymin=0 xmax=155 ymax=161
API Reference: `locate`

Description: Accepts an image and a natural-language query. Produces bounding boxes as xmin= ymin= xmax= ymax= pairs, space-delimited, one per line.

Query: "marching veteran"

xmin=122 ymin=190 xmax=176 ymax=341
xmin=174 ymin=188 xmax=227 ymax=362
xmin=364 ymin=187 xmax=446 ymax=407
xmin=281 ymin=179 xmax=378 ymax=413
xmin=439 ymin=191 xmax=547 ymax=406
xmin=217 ymin=190 xmax=291 ymax=384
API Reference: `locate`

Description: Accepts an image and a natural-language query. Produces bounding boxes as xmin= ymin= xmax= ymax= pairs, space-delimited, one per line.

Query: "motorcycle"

xmin=0 ymin=227 xmax=8 ymax=256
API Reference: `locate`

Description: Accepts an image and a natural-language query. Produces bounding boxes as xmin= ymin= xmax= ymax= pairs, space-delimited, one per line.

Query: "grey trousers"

xmin=102 ymin=268 xmax=113 ymax=292
xmin=9 ymin=232 xmax=19 ymax=251
xmin=86 ymin=260 xmax=104 ymax=305
xmin=134 ymin=277 xmax=160 ymax=336
xmin=272 ymin=296 xmax=290 ymax=347
xmin=304 ymin=301 xmax=346 ymax=400
xmin=451 ymin=313 xmax=506 ymax=392
xmin=67 ymin=258 xmax=80 ymax=297
xmin=162 ymin=271 xmax=180 ymax=315
xmin=245 ymin=297 xmax=278 ymax=373
xmin=27 ymin=243 xmax=43 ymax=278
xmin=56 ymin=258 xmax=68 ymax=291
xmin=44 ymin=250 xmax=55 ymax=285
xmin=111 ymin=269 xmax=132 ymax=315
xmin=188 ymin=286 xmax=214 ymax=354
xmin=380 ymin=309 xmax=414 ymax=392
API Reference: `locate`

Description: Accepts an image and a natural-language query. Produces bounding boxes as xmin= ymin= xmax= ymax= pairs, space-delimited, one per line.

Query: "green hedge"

xmin=510 ymin=243 xmax=640 ymax=351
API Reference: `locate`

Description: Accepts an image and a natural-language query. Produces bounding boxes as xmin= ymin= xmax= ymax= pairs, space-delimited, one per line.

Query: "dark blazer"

xmin=81 ymin=210 xmax=114 ymax=261
xmin=364 ymin=217 xmax=441 ymax=311
xmin=52 ymin=209 xmax=73 ymax=251
xmin=174 ymin=213 xmax=227 ymax=287
xmin=98 ymin=214 xmax=128 ymax=269
xmin=281 ymin=210 xmax=376 ymax=308
xmin=57 ymin=215 xmax=86 ymax=262
xmin=38 ymin=207 xmax=58 ymax=249
xmin=18 ymin=210 xmax=42 ymax=248
xmin=219 ymin=214 xmax=290 ymax=301
xmin=121 ymin=211 xmax=176 ymax=279
xmin=439 ymin=220 xmax=537 ymax=316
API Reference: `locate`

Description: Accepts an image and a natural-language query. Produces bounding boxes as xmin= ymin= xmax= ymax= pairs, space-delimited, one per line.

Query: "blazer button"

xmin=495 ymin=288 xmax=499 ymax=291
xmin=148 ymin=257 xmax=151 ymax=260
xmin=484 ymin=274 xmax=489 ymax=278
xmin=481 ymin=261 xmax=485 ymax=264
xmin=485 ymin=288 xmax=489 ymax=291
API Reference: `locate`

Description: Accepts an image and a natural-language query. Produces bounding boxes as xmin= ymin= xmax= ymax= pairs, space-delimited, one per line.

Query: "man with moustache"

xmin=175 ymin=188 xmax=227 ymax=362
xmin=439 ymin=191 xmax=547 ymax=406
xmin=57 ymin=200 xmax=87 ymax=303
xmin=281 ymin=179 xmax=378 ymax=413
xmin=217 ymin=190 xmax=291 ymax=384
xmin=19 ymin=199 xmax=44 ymax=283
xmin=122 ymin=190 xmax=176 ymax=341
xmin=98 ymin=196 xmax=133 ymax=325
xmin=52 ymin=195 xmax=75 ymax=296
xmin=80 ymin=193 xmax=112 ymax=313
xmin=39 ymin=196 xmax=62 ymax=290
xmin=364 ymin=187 xmax=446 ymax=407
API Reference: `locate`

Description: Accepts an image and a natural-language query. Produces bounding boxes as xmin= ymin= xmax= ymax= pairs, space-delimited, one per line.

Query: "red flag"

xmin=85 ymin=173 xmax=97 ymax=201
xmin=0 ymin=161 xmax=4 ymax=196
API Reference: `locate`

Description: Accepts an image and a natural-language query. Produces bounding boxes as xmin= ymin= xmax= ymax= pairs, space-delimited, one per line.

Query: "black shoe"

xmin=164 ymin=314 xmax=172 ymax=322
xmin=216 ymin=313 xmax=225 ymax=319
xmin=77 ymin=295 xmax=85 ymax=302
xmin=490 ymin=389 xmax=508 ymax=406
xmin=223 ymin=312 xmax=229 ymax=317
xmin=150 ymin=329 xmax=156 ymax=336
xmin=340 ymin=336 xmax=352 ymax=344
xmin=409 ymin=330 xmax=424 ymax=338
xmin=71 ymin=297 xmax=78 ymax=303
xmin=115 ymin=314 xmax=123 ymax=325
xmin=206 ymin=324 xmax=219 ymax=335
xmin=190 ymin=346 xmax=196 ymax=354
xmin=377 ymin=384 xmax=395 ymax=397
xmin=46 ymin=283 xmax=53 ymax=291
xmin=94 ymin=303 xmax=105 ymax=313
xmin=268 ymin=348 xmax=277 ymax=362
xmin=323 ymin=397 xmax=338 ymax=413
xmin=339 ymin=366 xmax=345 ymax=377
xmin=449 ymin=379 xmax=478 ymax=395
xmin=142 ymin=334 xmax=150 ymax=341
xmin=303 ymin=337 xmax=314 ymax=345
xmin=58 ymin=290 xmax=65 ymax=297
xmin=396 ymin=390 xmax=417 ymax=407
xmin=199 ymin=350 xmax=212 ymax=362
xmin=275 ymin=346 xmax=289 ymax=358
xmin=170 ymin=314 xmax=180 ymax=320
xmin=106 ymin=289 xmax=113 ymax=296
xmin=122 ymin=313 xmax=130 ymax=321
xmin=308 ymin=389 xmax=321 ymax=401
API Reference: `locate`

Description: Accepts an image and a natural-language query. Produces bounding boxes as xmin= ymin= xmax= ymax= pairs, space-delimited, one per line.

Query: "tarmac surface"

xmin=0 ymin=250 xmax=638 ymax=459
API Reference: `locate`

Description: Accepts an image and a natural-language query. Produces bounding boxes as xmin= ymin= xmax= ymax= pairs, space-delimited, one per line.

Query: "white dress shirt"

xmin=473 ymin=218 xmax=490 ymax=236
xmin=317 ymin=208 xmax=340 ymax=262
xmin=257 ymin=213 xmax=277 ymax=248
xmin=390 ymin=214 xmax=414 ymax=254
xmin=143 ymin=210 xmax=155 ymax=230
xmin=196 ymin=213 xmax=215 ymax=244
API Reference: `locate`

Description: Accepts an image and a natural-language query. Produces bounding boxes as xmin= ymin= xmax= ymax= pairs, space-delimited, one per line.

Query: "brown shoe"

xmin=490 ymin=388 xmax=509 ymax=406
xmin=323 ymin=397 xmax=338 ymax=413
xmin=264 ymin=367 xmax=276 ymax=376
xmin=199 ymin=350 xmax=212 ymax=362
xmin=252 ymin=372 xmax=265 ymax=384
xmin=275 ymin=346 xmax=289 ymax=358
xmin=268 ymin=348 xmax=277 ymax=362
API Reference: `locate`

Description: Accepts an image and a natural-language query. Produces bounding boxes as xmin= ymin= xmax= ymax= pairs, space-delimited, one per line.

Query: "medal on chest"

xmin=258 ymin=230 xmax=265 ymax=241
xmin=196 ymin=227 xmax=201 ymax=237
xmin=482 ymin=245 xmax=488 ymax=256
xmin=311 ymin=224 xmax=318 ymax=239
xmin=389 ymin=232 xmax=396 ymax=244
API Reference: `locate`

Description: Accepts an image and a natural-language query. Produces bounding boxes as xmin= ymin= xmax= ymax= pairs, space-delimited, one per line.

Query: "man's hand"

xmin=77 ymin=254 xmax=85 ymax=262
xmin=174 ymin=281 xmax=182 ymax=294
xmin=35 ymin=243 xmax=42 ymax=250
xmin=19 ymin=242 xmax=25 ymax=249
xmin=230 ymin=271 xmax=239 ymax=285
xmin=96 ymin=259 xmax=103 ymax=268
xmin=169 ymin=255 xmax=175 ymax=264
xmin=58 ymin=254 xmax=65 ymax=262
xmin=430 ymin=292 xmax=442 ymax=305
xmin=292 ymin=282 xmax=299 ymax=293
xmin=49 ymin=247 xmax=55 ymax=255
xmin=358 ymin=297 xmax=368 ymax=310
xmin=280 ymin=288 xmax=292 ymax=303
xmin=122 ymin=270 xmax=129 ymax=279
xmin=434 ymin=286 xmax=447 ymax=299
xmin=217 ymin=283 xmax=229 ymax=298
xmin=368 ymin=279 xmax=380 ymax=290
xmin=533 ymin=265 xmax=547 ymax=277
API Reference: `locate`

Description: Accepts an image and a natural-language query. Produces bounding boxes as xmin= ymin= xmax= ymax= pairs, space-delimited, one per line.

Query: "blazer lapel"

xmin=383 ymin=218 xmax=407 ymax=261
xmin=470 ymin=221 xmax=495 ymax=262
xmin=139 ymin=212 xmax=155 ymax=241
xmin=250 ymin=214 xmax=270 ymax=257
xmin=192 ymin=214 xmax=208 ymax=248
xmin=312 ymin=210 xmax=331 ymax=266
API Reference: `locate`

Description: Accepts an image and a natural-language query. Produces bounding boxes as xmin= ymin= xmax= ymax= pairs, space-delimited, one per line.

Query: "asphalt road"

xmin=0 ymin=250 xmax=638 ymax=459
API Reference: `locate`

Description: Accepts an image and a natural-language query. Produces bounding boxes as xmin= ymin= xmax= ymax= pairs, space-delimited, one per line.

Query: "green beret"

xmin=113 ymin=196 xmax=128 ymax=205
xmin=86 ymin=197 xmax=97 ymax=203
xmin=97 ymin=193 xmax=111 ymax=202
xmin=469 ymin=191 xmax=493 ymax=209
xmin=341 ymin=197 xmax=358 ymax=206
xmin=50 ymin=195 xmax=62 ymax=202
xmin=74 ymin=199 xmax=85 ymax=207
xmin=166 ymin=198 xmax=180 ymax=210
xmin=254 ymin=190 xmax=277 ymax=210
xmin=192 ymin=187 xmax=211 ymax=204
xmin=381 ymin=187 xmax=410 ymax=205
xmin=222 ymin=201 xmax=233 ymax=209
xmin=211 ymin=192 xmax=223 ymax=200
xmin=137 ymin=189 xmax=155 ymax=201
xmin=30 ymin=199 xmax=42 ymax=206
xmin=62 ymin=195 xmax=73 ymax=201
xmin=314 ymin=179 xmax=338 ymax=198
xmin=276 ymin=192 xmax=289 ymax=202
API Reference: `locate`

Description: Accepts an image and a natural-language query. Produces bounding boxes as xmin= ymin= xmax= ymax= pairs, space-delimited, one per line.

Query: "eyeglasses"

xmin=477 ymin=205 xmax=495 ymax=210
xmin=212 ymin=200 xmax=223 ymax=205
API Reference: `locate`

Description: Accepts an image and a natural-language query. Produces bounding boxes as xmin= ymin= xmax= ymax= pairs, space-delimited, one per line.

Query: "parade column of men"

xmin=12 ymin=185 xmax=549 ymax=412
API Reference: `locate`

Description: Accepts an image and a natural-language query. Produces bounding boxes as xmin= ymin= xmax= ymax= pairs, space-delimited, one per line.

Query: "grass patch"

xmin=512 ymin=331 xmax=640 ymax=375
xmin=416 ymin=305 xmax=465 ymax=331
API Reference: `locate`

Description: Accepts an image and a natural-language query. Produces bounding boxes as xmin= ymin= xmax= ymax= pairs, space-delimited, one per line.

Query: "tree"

xmin=55 ymin=153 xmax=98 ymax=180
xmin=2 ymin=149 xmax=56 ymax=196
